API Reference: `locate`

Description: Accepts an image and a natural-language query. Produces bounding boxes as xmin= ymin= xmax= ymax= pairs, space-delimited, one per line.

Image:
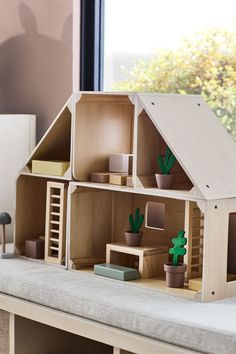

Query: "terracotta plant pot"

xmin=164 ymin=262 xmax=187 ymax=288
xmin=124 ymin=231 xmax=143 ymax=247
xmin=155 ymin=174 xmax=174 ymax=189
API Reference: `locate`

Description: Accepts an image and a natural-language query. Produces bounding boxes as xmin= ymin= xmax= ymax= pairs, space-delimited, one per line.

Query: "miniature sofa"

xmin=0 ymin=259 xmax=236 ymax=354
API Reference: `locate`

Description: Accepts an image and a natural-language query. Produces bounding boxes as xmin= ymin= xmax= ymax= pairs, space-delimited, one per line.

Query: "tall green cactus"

xmin=129 ymin=208 xmax=144 ymax=233
xmin=157 ymin=147 xmax=176 ymax=174
xmin=169 ymin=230 xmax=187 ymax=266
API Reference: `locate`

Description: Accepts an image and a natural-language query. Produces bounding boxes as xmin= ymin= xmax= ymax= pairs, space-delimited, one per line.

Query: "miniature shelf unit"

xmin=14 ymin=92 xmax=236 ymax=302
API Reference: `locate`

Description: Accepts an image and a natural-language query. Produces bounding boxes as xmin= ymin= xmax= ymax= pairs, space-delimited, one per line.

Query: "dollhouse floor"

xmin=74 ymin=181 xmax=203 ymax=202
xmin=80 ymin=268 xmax=199 ymax=300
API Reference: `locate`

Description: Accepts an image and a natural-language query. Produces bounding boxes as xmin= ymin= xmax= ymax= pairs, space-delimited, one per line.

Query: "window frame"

xmin=80 ymin=0 xmax=104 ymax=91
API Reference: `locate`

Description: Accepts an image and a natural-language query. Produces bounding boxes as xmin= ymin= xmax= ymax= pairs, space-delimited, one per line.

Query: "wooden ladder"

xmin=184 ymin=201 xmax=204 ymax=280
xmin=45 ymin=182 xmax=67 ymax=265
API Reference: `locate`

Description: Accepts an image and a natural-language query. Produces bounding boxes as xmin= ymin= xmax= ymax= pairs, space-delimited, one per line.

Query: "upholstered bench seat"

xmin=0 ymin=259 xmax=236 ymax=354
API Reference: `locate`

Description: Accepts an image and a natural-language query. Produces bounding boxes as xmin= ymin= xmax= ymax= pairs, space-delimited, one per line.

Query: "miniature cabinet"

xmin=14 ymin=92 xmax=236 ymax=302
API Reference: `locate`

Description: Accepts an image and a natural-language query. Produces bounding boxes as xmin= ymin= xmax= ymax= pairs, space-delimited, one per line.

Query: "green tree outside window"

xmin=114 ymin=28 xmax=236 ymax=140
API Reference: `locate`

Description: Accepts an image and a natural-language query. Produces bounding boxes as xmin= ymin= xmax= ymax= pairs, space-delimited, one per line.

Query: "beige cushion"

xmin=0 ymin=259 xmax=236 ymax=354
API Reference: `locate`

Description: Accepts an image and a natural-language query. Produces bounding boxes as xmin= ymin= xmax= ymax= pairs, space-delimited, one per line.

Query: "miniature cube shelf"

xmin=25 ymin=239 xmax=45 ymax=259
xmin=106 ymin=243 xmax=168 ymax=279
xmin=109 ymin=153 xmax=133 ymax=173
xmin=14 ymin=91 xmax=236 ymax=303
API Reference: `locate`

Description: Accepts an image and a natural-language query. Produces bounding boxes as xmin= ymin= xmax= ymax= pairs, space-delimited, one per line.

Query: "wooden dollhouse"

xmin=14 ymin=92 xmax=236 ymax=302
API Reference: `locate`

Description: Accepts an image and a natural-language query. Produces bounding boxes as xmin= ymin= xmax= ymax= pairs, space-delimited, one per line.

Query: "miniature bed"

xmin=13 ymin=92 xmax=236 ymax=303
xmin=0 ymin=258 xmax=236 ymax=354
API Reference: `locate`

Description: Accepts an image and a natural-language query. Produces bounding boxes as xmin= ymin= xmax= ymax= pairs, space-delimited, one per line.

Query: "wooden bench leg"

xmin=0 ymin=310 xmax=10 ymax=354
xmin=9 ymin=313 xmax=15 ymax=354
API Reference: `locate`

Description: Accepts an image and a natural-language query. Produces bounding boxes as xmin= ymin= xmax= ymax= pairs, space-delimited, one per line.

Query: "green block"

xmin=94 ymin=263 xmax=138 ymax=281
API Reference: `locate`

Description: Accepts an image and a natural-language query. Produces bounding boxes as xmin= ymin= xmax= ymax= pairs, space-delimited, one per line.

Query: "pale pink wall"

xmin=0 ymin=0 xmax=73 ymax=140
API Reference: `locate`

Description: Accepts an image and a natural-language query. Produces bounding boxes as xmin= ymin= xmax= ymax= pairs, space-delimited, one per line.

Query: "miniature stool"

xmin=106 ymin=243 xmax=168 ymax=279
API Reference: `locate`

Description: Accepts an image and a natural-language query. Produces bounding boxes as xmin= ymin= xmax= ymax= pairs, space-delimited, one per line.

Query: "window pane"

xmin=104 ymin=0 xmax=236 ymax=140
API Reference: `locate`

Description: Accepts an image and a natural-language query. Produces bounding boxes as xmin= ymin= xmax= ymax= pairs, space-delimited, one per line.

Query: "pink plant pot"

xmin=164 ymin=262 xmax=187 ymax=288
xmin=124 ymin=231 xmax=143 ymax=247
xmin=155 ymin=174 xmax=175 ymax=189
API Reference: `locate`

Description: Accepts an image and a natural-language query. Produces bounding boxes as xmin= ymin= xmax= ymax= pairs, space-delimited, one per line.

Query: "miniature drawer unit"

xmin=14 ymin=91 xmax=236 ymax=303
xmin=106 ymin=243 xmax=168 ymax=279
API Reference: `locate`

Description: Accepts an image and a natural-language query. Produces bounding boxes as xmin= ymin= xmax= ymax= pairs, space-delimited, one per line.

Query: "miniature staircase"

xmin=184 ymin=201 xmax=204 ymax=280
xmin=45 ymin=182 xmax=67 ymax=265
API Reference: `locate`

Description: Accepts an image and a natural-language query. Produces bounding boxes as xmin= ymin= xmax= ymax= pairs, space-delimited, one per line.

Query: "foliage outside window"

xmin=114 ymin=27 xmax=236 ymax=140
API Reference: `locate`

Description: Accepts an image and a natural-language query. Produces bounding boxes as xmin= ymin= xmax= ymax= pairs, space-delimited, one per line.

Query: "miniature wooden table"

xmin=106 ymin=243 xmax=168 ymax=279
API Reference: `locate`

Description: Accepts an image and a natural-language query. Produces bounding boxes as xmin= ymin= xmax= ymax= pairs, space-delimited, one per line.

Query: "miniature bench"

xmin=106 ymin=243 xmax=168 ymax=279
xmin=0 ymin=258 xmax=236 ymax=354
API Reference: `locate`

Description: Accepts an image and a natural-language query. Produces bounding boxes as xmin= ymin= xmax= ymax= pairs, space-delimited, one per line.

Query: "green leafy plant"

xmin=114 ymin=28 xmax=236 ymax=141
xmin=169 ymin=230 xmax=187 ymax=266
xmin=157 ymin=147 xmax=176 ymax=175
xmin=129 ymin=208 xmax=144 ymax=233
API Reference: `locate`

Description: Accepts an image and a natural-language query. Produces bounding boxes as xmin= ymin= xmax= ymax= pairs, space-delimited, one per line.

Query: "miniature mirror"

xmin=145 ymin=202 xmax=165 ymax=230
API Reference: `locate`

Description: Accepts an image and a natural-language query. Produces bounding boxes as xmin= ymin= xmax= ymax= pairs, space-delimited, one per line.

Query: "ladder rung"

xmin=191 ymin=263 xmax=202 ymax=268
xmin=192 ymin=226 xmax=204 ymax=230
xmin=51 ymin=212 xmax=60 ymax=216
xmin=50 ymin=238 xmax=59 ymax=242
xmin=192 ymin=245 xmax=203 ymax=250
xmin=50 ymin=246 xmax=59 ymax=251
xmin=192 ymin=235 xmax=203 ymax=240
xmin=51 ymin=203 xmax=60 ymax=207
xmin=51 ymin=194 xmax=61 ymax=198
xmin=192 ymin=255 xmax=202 ymax=259
xmin=51 ymin=229 xmax=60 ymax=233
xmin=50 ymin=221 xmax=60 ymax=225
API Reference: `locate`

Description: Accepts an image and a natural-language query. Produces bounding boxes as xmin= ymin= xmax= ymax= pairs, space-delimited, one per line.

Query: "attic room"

xmin=1 ymin=1 xmax=236 ymax=354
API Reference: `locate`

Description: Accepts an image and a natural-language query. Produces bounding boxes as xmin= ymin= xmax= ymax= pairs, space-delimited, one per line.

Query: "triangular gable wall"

xmin=136 ymin=108 xmax=194 ymax=192
xmin=23 ymin=95 xmax=73 ymax=176
xmin=138 ymin=93 xmax=236 ymax=200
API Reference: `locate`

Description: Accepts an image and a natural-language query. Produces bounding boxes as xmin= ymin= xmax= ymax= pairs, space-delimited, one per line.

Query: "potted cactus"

xmin=125 ymin=208 xmax=144 ymax=247
xmin=155 ymin=147 xmax=176 ymax=189
xmin=164 ymin=230 xmax=187 ymax=288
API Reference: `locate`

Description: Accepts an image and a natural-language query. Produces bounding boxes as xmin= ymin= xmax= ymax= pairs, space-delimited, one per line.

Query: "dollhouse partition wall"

xmin=14 ymin=92 xmax=236 ymax=302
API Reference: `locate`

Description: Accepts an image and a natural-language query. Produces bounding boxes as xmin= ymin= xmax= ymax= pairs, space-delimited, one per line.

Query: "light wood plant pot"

xmin=164 ymin=263 xmax=187 ymax=288
xmin=124 ymin=231 xmax=143 ymax=247
xmin=155 ymin=174 xmax=174 ymax=189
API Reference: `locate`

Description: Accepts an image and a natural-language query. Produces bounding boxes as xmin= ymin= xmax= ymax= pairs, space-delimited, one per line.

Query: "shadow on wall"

xmin=0 ymin=2 xmax=72 ymax=141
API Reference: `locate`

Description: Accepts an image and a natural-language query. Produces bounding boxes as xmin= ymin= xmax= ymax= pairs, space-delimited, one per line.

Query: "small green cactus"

xmin=157 ymin=147 xmax=176 ymax=175
xmin=169 ymin=230 xmax=187 ymax=266
xmin=129 ymin=208 xmax=144 ymax=233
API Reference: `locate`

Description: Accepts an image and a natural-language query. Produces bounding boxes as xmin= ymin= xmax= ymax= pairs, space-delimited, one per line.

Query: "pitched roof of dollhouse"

xmin=138 ymin=93 xmax=236 ymax=200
